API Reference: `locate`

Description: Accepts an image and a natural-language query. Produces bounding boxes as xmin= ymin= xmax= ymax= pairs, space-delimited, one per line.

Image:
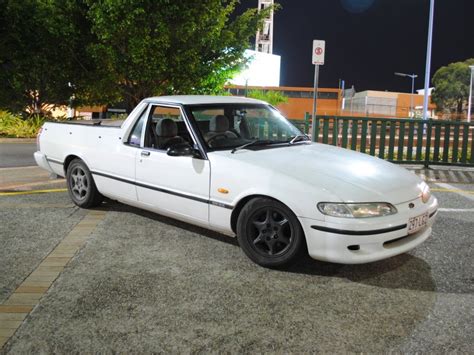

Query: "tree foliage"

xmin=247 ymin=89 xmax=288 ymax=106
xmin=0 ymin=0 xmax=72 ymax=114
xmin=0 ymin=0 xmax=273 ymax=114
xmin=85 ymin=0 xmax=272 ymax=111
xmin=431 ymin=58 xmax=474 ymax=116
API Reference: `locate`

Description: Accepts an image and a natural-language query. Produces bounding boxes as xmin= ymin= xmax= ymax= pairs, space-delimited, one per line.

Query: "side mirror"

xmin=167 ymin=142 xmax=202 ymax=158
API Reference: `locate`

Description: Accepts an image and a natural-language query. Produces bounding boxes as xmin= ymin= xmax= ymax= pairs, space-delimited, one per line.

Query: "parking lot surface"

xmin=0 ymin=142 xmax=36 ymax=168
xmin=1 ymin=179 xmax=473 ymax=353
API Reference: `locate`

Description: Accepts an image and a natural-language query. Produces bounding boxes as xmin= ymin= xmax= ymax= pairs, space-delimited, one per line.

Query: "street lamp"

xmin=468 ymin=65 xmax=474 ymax=123
xmin=395 ymin=72 xmax=418 ymax=118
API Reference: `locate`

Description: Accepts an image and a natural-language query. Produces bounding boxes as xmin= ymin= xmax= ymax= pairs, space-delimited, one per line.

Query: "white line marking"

xmin=435 ymin=182 xmax=474 ymax=202
xmin=458 ymin=171 xmax=469 ymax=183
xmin=438 ymin=208 xmax=474 ymax=212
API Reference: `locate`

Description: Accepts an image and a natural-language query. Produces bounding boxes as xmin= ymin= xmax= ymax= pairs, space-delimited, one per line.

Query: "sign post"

xmin=311 ymin=40 xmax=325 ymax=142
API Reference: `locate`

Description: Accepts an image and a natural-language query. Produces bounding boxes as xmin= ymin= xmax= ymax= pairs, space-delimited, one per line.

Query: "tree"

xmin=247 ymin=90 xmax=288 ymax=106
xmin=0 ymin=0 xmax=274 ymax=114
xmin=431 ymin=58 xmax=474 ymax=117
xmin=85 ymin=0 xmax=274 ymax=112
xmin=0 ymin=1 xmax=77 ymax=115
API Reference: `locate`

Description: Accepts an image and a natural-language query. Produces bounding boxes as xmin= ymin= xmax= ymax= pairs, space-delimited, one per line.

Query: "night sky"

xmin=236 ymin=0 xmax=473 ymax=93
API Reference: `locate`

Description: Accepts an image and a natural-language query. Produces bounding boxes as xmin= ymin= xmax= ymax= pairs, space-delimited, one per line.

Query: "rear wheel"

xmin=236 ymin=198 xmax=304 ymax=267
xmin=66 ymin=159 xmax=103 ymax=208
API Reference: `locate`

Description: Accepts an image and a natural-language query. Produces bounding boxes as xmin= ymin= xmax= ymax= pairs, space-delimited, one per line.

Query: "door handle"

xmin=141 ymin=151 xmax=151 ymax=157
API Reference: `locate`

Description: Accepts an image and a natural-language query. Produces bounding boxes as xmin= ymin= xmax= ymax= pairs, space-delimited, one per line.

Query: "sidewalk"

xmin=0 ymin=166 xmax=65 ymax=192
xmin=405 ymin=165 xmax=474 ymax=183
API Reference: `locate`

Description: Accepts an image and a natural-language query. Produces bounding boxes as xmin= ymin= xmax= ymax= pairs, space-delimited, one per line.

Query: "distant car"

xmin=35 ymin=95 xmax=438 ymax=267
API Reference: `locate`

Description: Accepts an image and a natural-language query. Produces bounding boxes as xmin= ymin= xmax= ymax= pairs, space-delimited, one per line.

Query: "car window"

xmin=187 ymin=104 xmax=302 ymax=150
xmin=127 ymin=108 xmax=148 ymax=147
xmin=193 ymin=108 xmax=224 ymax=121
xmin=145 ymin=105 xmax=193 ymax=150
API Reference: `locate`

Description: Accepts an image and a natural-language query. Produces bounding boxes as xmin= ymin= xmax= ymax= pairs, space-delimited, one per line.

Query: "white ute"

xmin=35 ymin=95 xmax=438 ymax=267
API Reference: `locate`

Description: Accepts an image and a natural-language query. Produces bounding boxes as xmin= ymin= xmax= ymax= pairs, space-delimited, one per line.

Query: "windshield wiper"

xmin=288 ymin=134 xmax=311 ymax=145
xmin=231 ymin=140 xmax=274 ymax=154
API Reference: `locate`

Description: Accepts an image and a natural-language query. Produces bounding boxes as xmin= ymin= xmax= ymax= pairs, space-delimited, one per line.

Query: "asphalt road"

xmin=0 ymin=143 xmax=36 ymax=168
xmin=0 ymin=182 xmax=473 ymax=352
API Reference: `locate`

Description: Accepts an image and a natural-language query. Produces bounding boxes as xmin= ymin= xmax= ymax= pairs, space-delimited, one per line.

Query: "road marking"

xmin=0 ymin=179 xmax=65 ymax=190
xmin=434 ymin=183 xmax=474 ymax=201
xmin=0 ymin=188 xmax=67 ymax=196
xmin=427 ymin=169 xmax=436 ymax=182
xmin=0 ymin=166 xmax=39 ymax=171
xmin=458 ymin=171 xmax=469 ymax=183
xmin=0 ymin=202 xmax=73 ymax=209
xmin=0 ymin=210 xmax=106 ymax=350
xmin=431 ymin=188 xmax=474 ymax=195
xmin=438 ymin=208 xmax=474 ymax=212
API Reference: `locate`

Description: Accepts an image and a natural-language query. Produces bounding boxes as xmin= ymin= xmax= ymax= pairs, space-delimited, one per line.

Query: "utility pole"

xmin=468 ymin=65 xmax=474 ymax=123
xmin=422 ymin=0 xmax=435 ymax=120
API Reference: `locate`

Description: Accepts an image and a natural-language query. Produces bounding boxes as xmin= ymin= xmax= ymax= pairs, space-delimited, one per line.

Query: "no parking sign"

xmin=312 ymin=40 xmax=325 ymax=65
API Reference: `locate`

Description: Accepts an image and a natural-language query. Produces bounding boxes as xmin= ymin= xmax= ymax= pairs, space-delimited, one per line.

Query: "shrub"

xmin=0 ymin=111 xmax=46 ymax=138
xmin=247 ymin=90 xmax=288 ymax=106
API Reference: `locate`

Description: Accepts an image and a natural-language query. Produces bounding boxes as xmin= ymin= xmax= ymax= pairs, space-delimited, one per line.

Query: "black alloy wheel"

xmin=237 ymin=198 xmax=305 ymax=267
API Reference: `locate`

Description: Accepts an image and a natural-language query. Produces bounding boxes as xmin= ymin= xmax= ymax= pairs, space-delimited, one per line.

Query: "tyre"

xmin=236 ymin=197 xmax=305 ymax=267
xmin=66 ymin=158 xmax=103 ymax=208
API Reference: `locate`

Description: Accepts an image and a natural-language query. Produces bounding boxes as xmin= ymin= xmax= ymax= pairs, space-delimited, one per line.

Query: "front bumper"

xmin=299 ymin=196 xmax=438 ymax=264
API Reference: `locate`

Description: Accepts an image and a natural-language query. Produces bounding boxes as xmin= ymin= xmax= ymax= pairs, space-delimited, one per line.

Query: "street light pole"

xmin=410 ymin=75 xmax=415 ymax=117
xmin=468 ymin=65 xmax=474 ymax=123
xmin=395 ymin=72 xmax=418 ymax=118
xmin=422 ymin=0 xmax=435 ymax=120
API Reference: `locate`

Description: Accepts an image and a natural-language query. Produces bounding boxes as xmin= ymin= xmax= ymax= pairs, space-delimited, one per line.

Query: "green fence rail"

xmin=287 ymin=114 xmax=474 ymax=167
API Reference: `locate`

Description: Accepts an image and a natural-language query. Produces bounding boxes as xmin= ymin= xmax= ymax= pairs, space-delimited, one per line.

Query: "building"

xmin=255 ymin=0 xmax=274 ymax=54
xmin=227 ymin=86 xmax=438 ymax=120
xmin=226 ymin=85 xmax=342 ymax=119
xmin=342 ymin=90 xmax=436 ymax=118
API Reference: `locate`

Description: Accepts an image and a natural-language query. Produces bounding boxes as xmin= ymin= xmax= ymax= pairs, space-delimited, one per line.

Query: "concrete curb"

xmin=0 ymin=138 xmax=36 ymax=143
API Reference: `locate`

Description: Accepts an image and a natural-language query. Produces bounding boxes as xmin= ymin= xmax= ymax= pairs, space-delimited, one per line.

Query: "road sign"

xmin=311 ymin=40 xmax=325 ymax=141
xmin=312 ymin=40 xmax=325 ymax=65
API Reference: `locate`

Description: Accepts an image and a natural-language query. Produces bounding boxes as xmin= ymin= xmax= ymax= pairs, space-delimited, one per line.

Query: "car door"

xmin=91 ymin=105 xmax=149 ymax=203
xmin=135 ymin=104 xmax=210 ymax=225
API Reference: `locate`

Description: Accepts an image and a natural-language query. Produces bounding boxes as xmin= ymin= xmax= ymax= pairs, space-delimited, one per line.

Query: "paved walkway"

xmin=406 ymin=166 xmax=474 ymax=183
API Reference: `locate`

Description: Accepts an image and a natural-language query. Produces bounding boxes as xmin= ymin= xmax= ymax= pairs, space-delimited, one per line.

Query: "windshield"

xmin=186 ymin=104 xmax=304 ymax=151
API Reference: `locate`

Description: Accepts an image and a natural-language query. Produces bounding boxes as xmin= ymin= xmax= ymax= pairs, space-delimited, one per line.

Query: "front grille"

xmin=383 ymin=227 xmax=427 ymax=248
xmin=383 ymin=235 xmax=410 ymax=247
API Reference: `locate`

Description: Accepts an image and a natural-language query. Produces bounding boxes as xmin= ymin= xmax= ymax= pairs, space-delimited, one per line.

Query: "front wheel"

xmin=66 ymin=159 xmax=103 ymax=208
xmin=236 ymin=198 xmax=305 ymax=267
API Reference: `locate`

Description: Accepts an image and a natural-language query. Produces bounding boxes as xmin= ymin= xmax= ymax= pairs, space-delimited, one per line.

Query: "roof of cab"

xmin=144 ymin=95 xmax=266 ymax=105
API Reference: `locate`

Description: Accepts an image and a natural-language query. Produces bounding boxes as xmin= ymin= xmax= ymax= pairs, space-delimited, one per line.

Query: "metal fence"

xmin=288 ymin=114 xmax=474 ymax=167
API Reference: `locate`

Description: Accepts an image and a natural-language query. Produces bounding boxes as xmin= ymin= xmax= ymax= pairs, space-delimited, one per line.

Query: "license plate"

xmin=408 ymin=212 xmax=429 ymax=234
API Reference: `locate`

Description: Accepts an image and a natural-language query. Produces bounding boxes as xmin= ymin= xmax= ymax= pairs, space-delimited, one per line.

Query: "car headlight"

xmin=421 ymin=183 xmax=431 ymax=203
xmin=317 ymin=202 xmax=397 ymax=218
